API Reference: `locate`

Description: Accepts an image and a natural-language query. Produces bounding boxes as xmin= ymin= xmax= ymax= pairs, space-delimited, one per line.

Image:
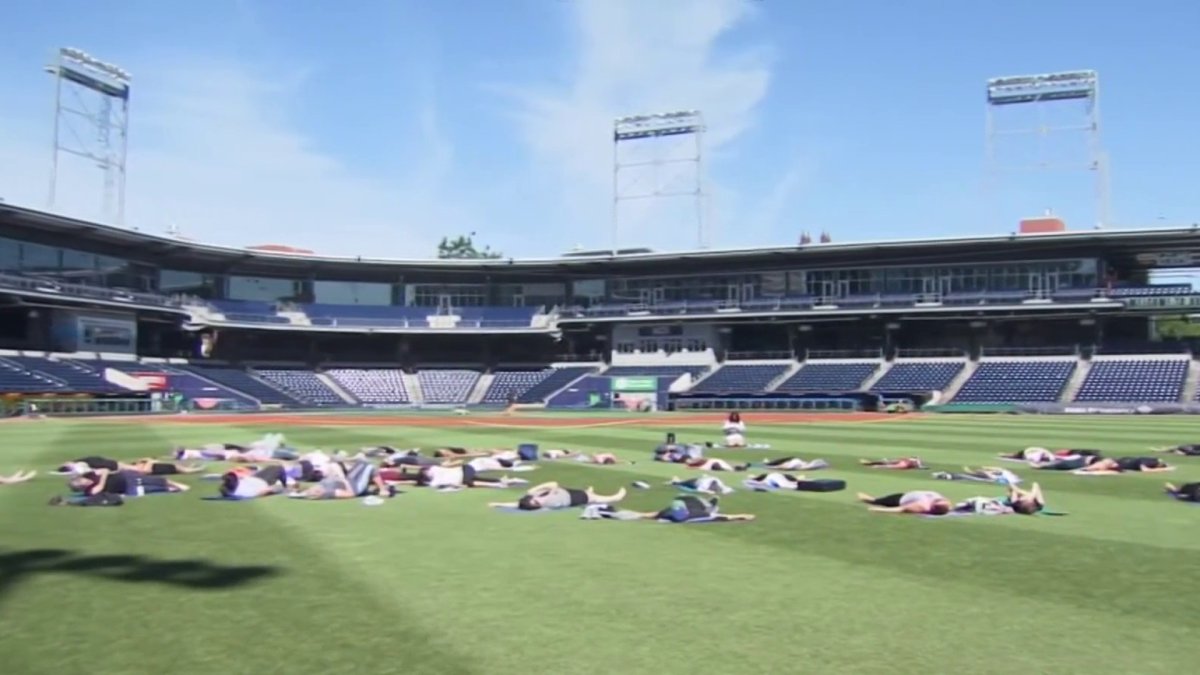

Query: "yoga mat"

xmin=491 ymin=506 xmax=560 ymax=515
xmin=654 ymin=517 xmax=740 ymax=525
xmin=743 ymin=480 xmax=781 ymax=492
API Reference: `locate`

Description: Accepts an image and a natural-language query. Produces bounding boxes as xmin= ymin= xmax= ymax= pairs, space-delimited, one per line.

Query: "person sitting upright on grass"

xmin=489 ymin=482 xmax=627 ymax=511
xmin=860 ymin=457 xmax=924 ymax=470
xmin=721 ymin=412 xmax=747 ymax=448
xmin=856 ymin=490 xmax=952 ymax=515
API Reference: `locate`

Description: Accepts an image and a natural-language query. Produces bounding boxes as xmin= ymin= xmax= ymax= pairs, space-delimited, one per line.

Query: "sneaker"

xmin=632 ymin=481 xmax=651 ymax=489
xmin=932 ymin=471 xmax=952 ymax=480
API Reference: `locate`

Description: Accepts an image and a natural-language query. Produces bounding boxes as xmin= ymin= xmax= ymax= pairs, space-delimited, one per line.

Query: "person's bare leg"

xmin=167 ymin=480 xmax=191 ymax=492
xmin=856 ymin=492 xmax=876 ymax=503
xmin=586 ymin=486 xmax=627 ymax=505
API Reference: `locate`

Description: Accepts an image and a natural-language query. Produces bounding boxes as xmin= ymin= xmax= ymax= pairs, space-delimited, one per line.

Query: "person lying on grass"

xmin=1003 ymin=481 xmax=1046 ymax=514
xmin=610 ymin=495 xmax=755 ymax=523
xmin=489 ymin=482 xmax=627 ymax=511
xmin=667 ymin=475 xmax=735 ymax=495
xmin=71 ymin=468 xmax=190 ymax=497
xmin=859 ymin=457 xmax=924 ymax=470
xmin=1165 ymin=482 xmax=1200 ymax=502
xmin=173 ymin=443 xmax=300 ymax=463
xmin=219 ymin=465 xmax=291 ymax=499
xmin=856 ymin=490 xmax=952 ymax=515
xmin=59 ymin=456 xmax=205 ymax=476
xmin=0 ymin=470 xmax=36 ymax=485
xmin=999 ymin=447 xmax=1102 ymax=464
xmin=744 ymin=472 xmax=817 ymax=491
xmin=760 ymin=456 xmax=829 ymax=471
xmin=1073 ymin=456 xmax=1173 ymax=474
xmin=1029 ymin=454 xmax=1102 ymax=471
xmin=542 ymin=450 xmax=628 ymax=465
xmin=381 ymin=464 xmax=523 ymax=489
xmin=683 ymin=458 xmax=751 ymax=472
xmin=289 ymin=461 xmax=396 ymax=500
xmin=1155 ymin=445 xmax=1200 ymax=457
xmin=934 ymin=466 xmax=1021 ymax=485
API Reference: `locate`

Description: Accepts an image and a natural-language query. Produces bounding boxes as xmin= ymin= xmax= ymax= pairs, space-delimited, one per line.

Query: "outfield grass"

xmin=1 ymin=414 xmax=1198 ymax=675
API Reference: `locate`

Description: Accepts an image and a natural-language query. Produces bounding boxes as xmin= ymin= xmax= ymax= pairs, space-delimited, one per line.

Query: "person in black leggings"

xmin=1160 ymin=445 xmax=1200 ymax=457
xmin=1165 ymin=482 xmax=1200 ymax=502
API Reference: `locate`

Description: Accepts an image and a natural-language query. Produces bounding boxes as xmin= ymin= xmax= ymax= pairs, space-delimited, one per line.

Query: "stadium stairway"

xmin=1184 ymin=361 xmax=1200 ymax=403
xmin=940 ymin=361 xmax=978 ymax=402
xmin=317 ymin=373 xmax=359 ymax=405
xmin=764 ymin=362 xmax=802 ymax=392
xmin=468 ymin=373 xmax=494 ymax=405
xmin=402 ymin=371 xmax=425 ymax=405
xmin=1059 ymin=359 xmax=1092 ymax=402
xmin=859 ymin=361 xmax=894 ymax=391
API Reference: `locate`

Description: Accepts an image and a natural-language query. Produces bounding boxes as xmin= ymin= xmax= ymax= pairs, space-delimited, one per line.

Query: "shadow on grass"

xmin=0 ymin=548 xmax=282 ymax=604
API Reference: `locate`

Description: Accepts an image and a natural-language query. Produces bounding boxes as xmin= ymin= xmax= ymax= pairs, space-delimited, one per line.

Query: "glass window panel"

xmin=313 ymin=280 xmax=392 ymax=305
xmin=0 ymin=238 xmax=19 ymax=272
xmin=228 ymin=276 xmax=299 ymax=302
xmin=20 ymin=242 xmax=59 ymax=271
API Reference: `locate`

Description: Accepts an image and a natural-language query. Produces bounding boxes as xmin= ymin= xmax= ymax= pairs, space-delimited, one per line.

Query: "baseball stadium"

xmin=3 ymin=39 xmax=1200 ymax=675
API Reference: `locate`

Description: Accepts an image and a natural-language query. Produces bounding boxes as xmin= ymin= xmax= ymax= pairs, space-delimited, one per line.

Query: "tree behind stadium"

xmin=437 ymin=235 xmax=502 ymax=259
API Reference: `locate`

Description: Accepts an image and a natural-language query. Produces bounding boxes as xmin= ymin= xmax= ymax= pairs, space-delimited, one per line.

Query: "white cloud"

xmin=498 ymin=0 xmax=773 ymax=251
xmin=0 ymin=58 xmax=469 ymax=258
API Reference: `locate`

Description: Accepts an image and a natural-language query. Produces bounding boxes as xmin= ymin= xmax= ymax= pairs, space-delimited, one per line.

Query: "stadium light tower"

xmin=984 ymin=70 xmax=1110 ymax=228
xmin=45 ymin=47 xmax=132 ymax=226
xmin=612 ymin=110 xmax=707 ymax=253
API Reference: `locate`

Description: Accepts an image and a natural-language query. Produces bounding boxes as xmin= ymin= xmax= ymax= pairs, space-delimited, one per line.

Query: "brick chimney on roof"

xmin=1019 ymin=210 xmax=1067 ymax=234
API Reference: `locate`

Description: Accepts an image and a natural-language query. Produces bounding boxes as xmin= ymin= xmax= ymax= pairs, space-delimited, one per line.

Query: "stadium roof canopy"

xmin=2 ymin=202 xmax=1199 ymax=279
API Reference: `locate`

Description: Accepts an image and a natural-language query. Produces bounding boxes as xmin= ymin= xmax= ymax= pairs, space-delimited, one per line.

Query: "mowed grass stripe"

xmin=3 ymin=418 xmax=1200 ymax=674
xmin=0 ymin=423 xmax=482 ymax=675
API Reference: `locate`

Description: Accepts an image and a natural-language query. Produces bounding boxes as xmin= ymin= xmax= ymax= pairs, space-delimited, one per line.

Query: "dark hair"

xmin=927 ymin=501 xmax=951 ymax=516
xmin=728 ymin=412 xmax=741 ymax=423
xmin=1012 ymin=500 xmax=1040 ymax=515
xmin=517 ymin=494 xmax=540 ymax=511
xmin=219 ymin=472 xmax=239 ymax=497
xmin=666 ymin=433 xmax=676 ymax=444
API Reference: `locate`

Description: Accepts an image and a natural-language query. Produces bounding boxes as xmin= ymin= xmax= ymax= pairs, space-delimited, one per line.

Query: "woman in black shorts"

xmin=70 ymin=468 xmax=190 ymax=497
xmin=1165 ymin=482 xmax=1200 ymax=502
xmin=489 ymin=482 xmax=627 ymax=511
xmin=1076 ymin=456 xmax=1173 ymax=474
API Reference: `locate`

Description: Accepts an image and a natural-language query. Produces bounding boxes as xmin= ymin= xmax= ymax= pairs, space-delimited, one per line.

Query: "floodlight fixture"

xmin=45 ymin=47 xmax=132 ymax=226
xmin=611 ymin=110 xmax=708 ymax=253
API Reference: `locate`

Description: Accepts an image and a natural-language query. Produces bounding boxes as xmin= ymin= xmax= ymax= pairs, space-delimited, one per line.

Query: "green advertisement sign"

xmin=611 ymin=376 xmax=657 ymax=392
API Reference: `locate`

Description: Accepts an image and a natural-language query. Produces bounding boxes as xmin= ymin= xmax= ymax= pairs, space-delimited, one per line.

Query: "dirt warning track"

xmin=98 ymin=411 xmax=918 ymax=428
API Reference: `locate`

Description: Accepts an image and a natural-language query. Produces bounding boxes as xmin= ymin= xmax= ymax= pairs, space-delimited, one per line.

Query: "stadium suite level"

xmin=0 ymin=202 xmax=1198 ymax=373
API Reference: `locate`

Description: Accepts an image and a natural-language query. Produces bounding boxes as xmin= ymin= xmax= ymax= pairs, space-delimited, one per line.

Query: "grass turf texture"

xmin=1 ymin=414 xmax=1199 ymax=675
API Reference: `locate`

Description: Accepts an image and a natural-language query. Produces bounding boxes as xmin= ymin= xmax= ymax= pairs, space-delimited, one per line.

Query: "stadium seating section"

xmin=325 ymin=368 xmax=409 ymax=404
xmin=690 ymin=364 xmax=790 ymax=394
xmin=871 ymin=362 xmax=965 ymax=392
xmin=1075 ymin=359 xmax=1189 ymax=403
xmin=952 ymin=360 xmax=1076 ymax=403
xmin=3 ymin=356 xmax=119 ymax=393
xmin=604 ymin=366 xmax=709 ymax=380
xmin=775 ymin=362 xmax=879 ymax=393
xmin=174 ymin=364 xmax=301 ymax=406
xmin=418 ymin=369 xmax=480 ymax=404
xmin=253 ymin=369 xmax=345 ymax=405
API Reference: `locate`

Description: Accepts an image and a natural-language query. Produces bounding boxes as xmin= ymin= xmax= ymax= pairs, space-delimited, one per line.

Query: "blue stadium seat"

xmin=5 ymin=356 xmax=121 ymax=393
xmin=253 ymin=369 xmax=345 ymax=405
xmin=871 ymin=362 xmax=965 ymax=392
xmin=325 ymin=369 xmax=409 ymax=404
xmin=0 ymin=358 xmax=66 ymax=393
xmin=775 ymin=362 xmax=879 ymax=392
xmin=952 ymin=360 xmax=1076 ymax=403
xmin=513 ymin=367 xmax=595 ymax=403
xmin=1075 ymin=358 xmax=1188 ymax=402
xmin=690 ymin=364 xmax=790 ymax=394
xmin=174 ymin=364 xmax=302 ymax=406
xmin=418 ymin=369 xmax=480 ymax=404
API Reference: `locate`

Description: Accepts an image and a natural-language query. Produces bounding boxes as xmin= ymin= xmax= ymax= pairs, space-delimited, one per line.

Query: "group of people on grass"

xmin=4 ymin=412 xmax=1199 ymax=516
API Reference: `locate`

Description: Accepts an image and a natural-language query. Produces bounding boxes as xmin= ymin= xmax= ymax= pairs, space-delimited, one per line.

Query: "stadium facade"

xmin=2 ymin=201 xmax=1200 ymax=414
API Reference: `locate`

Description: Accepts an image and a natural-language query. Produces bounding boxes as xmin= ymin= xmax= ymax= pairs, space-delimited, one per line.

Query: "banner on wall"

xmin=1015 ymin=403 xmax=1200 ymax=415
xmin=131 ymin=372 xmax=168 ymax=391
xmin=610 ymin=376 xmax=658 ymax=392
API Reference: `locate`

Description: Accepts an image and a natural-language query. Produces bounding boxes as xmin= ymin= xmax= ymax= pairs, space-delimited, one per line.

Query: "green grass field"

xmin=2 ymin=413 xmax=1199 ymax=675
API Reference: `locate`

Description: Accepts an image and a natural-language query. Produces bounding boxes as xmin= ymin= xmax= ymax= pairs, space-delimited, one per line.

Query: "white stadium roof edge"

xmin=1 ymin=201 xmax=1198 ymax=269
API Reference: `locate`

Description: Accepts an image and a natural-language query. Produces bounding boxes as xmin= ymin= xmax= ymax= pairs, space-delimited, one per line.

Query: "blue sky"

xmin=0 ymin=0 xmax=1197 ymax=258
